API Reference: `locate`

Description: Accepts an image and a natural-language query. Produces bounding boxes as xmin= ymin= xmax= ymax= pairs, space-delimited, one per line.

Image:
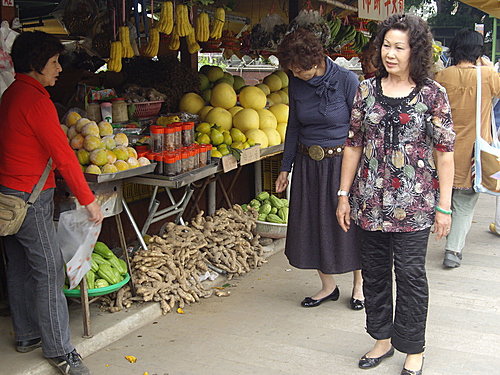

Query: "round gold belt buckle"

xmin=308 ymin=145 xmax=325 ymax=161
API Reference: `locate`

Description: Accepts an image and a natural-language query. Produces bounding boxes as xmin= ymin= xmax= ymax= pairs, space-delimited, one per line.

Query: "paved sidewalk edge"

xmin=20 ymin=238 xmax=285 ymax=375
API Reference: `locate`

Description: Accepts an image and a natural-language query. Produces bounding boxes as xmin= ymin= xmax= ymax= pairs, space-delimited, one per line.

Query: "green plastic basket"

xmin=63 ymin=273 xmax=130 ymax=298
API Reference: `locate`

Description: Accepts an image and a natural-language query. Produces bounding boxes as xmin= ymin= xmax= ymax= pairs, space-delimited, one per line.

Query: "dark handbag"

xmin=0 ymin=159 xmax=52 ymax=236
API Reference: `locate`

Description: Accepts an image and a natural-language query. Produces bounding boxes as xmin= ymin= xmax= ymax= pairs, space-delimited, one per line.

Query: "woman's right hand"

xmin=336 ymin=197 xmax=351 ymax=232
xmin=86 ymin=200 xmax=104 ymax=225
xmin=275 ymin=171 xmax=289 ymax=193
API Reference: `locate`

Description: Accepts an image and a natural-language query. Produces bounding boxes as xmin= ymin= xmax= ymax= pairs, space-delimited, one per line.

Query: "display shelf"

xmin=83 ymin=163 xmax=156 ymax=183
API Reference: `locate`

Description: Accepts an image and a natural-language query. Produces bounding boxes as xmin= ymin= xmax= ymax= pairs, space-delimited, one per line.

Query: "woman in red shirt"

xmin=0 ymin=31 xmax=102 ymax=375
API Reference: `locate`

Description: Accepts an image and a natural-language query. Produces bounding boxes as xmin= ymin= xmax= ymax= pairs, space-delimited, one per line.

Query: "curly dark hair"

xmin=11 ymin=31 xmax=64 ymax=74
xmin=449 ymin=28 xmax=484 ymax=65
xmin=373 ymin=14 xmax=433 ymax=88
xmin=277 ymin=28 xmax=325 ymax=71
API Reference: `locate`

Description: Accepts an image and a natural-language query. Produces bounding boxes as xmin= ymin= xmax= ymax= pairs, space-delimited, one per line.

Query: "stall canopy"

xmin=459 ymin=0 xmax=500 ymax=18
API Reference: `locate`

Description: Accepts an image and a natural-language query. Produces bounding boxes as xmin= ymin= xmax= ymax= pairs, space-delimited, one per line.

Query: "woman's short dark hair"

xmin=11 ymin=31 xmax=64 ymax=74
xmin=373 ymin=14 xmax=433 ymax=88
xmin=277 ymin=28 xmax=324 ymax=71
xmin=449 ymin=28 xmax=484 ymax=65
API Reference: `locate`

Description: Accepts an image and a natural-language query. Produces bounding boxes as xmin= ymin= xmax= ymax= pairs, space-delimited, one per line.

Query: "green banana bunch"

xmin=326 ymin=17 xmax=342 ymax=42
xmin=351 ymin=31 xmax=370 ymax=53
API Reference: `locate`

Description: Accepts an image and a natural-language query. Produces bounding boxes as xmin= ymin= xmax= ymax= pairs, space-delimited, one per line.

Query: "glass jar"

xmin=163 ymin=153 xmax=177 ymax=176
xmin=172 ymin=122 xmax=183 ymax=150
xmin=153 ymin=153 xmax=163 ymax=175
xmin=150 ymin=126 xmax=164 ymax=153
xmin=173 ymin=151 xmax=182 ymax=175
xmin=86 ymin=102 xmax=102 ymax=122
xmin=111 ymin=98 xmax=129 ymax=123
xmin=206 ymin=144 xmax=213 ymax=165
xmin=164 ymin=126 xmax=176 ymax=152
xmin=182 ymin=122 xmax=195 ymax=146
xmin=198 ymin=144 xmax=206 ymax=167
xmin=190 ymin=147 xmax=199 ymax=170
xmin=180 ymin=149 xmax=190 ymax=173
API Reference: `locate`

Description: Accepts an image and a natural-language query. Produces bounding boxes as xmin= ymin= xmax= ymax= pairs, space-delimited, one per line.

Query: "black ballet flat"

xmin=301 ymin=286 xmax=340 ymax=307
xmin=16 ymin=337 xmax=42 ymax=353
xmin=350 ymin=297 xmax=365 ymax=310
xmin=358 ymin=347 xmax=395 ymax=369
xmin=401 ymin=357 xmax=424 ymax=375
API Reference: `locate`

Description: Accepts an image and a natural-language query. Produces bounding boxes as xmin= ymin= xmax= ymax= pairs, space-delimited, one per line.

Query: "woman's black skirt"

xmin=284 ymin=152 xmax=361 ymax=274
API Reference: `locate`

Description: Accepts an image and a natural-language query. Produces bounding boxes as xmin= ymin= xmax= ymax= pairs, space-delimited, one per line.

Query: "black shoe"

xmin=16 ymin=338 xmax=42 ymax=353
xmin=358 ymin=347 xmax=395 ymax=369
xmin=350 ymin=297 xmax=365 ymax=310
xmin=301 ymin=286 xmax=339 ymax=307
xmin=401 ymin=368 xmax=423 ymax=375
xmin=47 ymin=349 xmax=91 ymax=375
xmin=401 ymin=356 xmax=424 ymax=375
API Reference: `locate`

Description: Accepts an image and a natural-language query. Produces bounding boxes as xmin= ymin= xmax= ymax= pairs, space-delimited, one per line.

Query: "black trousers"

xmin=359 ymin=227 xmax=430 ymax=354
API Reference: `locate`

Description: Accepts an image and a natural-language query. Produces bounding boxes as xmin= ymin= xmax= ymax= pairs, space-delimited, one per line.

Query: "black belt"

xmin=298 ymin=143 xmax=344 ymax=161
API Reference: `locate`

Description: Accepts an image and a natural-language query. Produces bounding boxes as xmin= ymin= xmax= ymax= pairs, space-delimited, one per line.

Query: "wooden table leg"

xmin=227 ymin=167 xmax=243 ymax=196
xmin=115 ymin=214 xmax=136 ymax=296
xmin=80 ymin=277 xmax=92 ymax=338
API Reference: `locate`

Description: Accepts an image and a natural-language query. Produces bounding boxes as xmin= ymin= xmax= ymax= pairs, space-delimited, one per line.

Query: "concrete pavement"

xmin=2 ymin=194 xmax=499 ymax=375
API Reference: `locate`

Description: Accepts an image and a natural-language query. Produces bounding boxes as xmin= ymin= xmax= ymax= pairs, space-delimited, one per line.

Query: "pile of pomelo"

xmin=179 ymin=65 xmax=289 ymax=156
xmin=63 ymin=112 xmax=150 ymax=175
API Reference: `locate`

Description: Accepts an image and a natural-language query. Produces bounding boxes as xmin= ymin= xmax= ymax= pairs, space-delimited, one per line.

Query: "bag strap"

xmin=476 ymin=66 xmax=482 ymax=139
xmin=492 ymin=98 xmax=499 ymax=147
xmin=27 ymin=158 xmax=52 ymax=205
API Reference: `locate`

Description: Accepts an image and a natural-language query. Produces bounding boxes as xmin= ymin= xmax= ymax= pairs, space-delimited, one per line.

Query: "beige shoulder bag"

xmin=0 ymin=159 xmax=53 ymax=236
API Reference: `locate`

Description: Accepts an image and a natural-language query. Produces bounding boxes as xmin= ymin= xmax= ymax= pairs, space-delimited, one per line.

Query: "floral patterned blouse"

xmin=346 ymin=77 xmax=455 ymax=232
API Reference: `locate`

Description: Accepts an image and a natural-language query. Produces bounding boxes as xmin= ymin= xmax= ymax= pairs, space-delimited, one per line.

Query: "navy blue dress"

xmin=282 ymin=57 xmax=361 ymax=274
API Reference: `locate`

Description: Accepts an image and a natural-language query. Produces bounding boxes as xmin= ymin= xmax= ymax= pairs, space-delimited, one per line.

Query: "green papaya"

xmin=266 ymin=213 xmax=285 ymax=224
xmin=94 ymin=279 xmax=110 ymax=288
xmin=269 ymin=195 xmax=284 ymax=209
xmin=256 ymin=191 xmax=270 ymax=201
xmin=259 ymin=203 xmax=272 ymax=215
xmin=93 ymin=241 xmax=114 ymax=259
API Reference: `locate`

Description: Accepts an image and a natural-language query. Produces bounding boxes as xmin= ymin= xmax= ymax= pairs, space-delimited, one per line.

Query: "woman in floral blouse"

xmin=336 ymin=14 xmax=455 ymax=375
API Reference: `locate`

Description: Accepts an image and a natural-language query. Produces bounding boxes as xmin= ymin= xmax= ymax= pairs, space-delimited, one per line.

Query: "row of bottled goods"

xmin=143 ymin=143 xmax=213 ymax=177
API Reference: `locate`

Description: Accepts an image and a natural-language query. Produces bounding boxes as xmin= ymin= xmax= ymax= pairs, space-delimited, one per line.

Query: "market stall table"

xmin=57 ymin=163 xmax=155 ymax=337
xmin=127 ymin=144 xmax=284 ymax=236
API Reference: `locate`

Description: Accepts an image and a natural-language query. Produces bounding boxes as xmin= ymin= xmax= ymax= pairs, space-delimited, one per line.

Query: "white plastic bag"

xmin=0 ymin=21 xmax=15 ymax=97
xmin=57 ymin=209 xmax=102 ymax=289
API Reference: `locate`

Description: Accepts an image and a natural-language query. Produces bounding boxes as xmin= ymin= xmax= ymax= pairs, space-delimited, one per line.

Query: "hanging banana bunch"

xmin=119 ymin=26 xmax=134 ymax=58
xmin=175 ymin=4 xmax=192 ymax=37
xmin=209 ymin=7 xmax=225 ymax=39
xmin=144 ymin=27 xmax=160 ymax=57
xmin=168 ymin=29 xmax=180 ymax=50
xmin=186 ymin=27 xmax=201 ymax=54
xmin=108 ymin=41 xmax=123 ymax=72
xmin=195 ymin=12 xmax=210 ymax=42
xmin=157 ymin=1 xmax=174 ymax=35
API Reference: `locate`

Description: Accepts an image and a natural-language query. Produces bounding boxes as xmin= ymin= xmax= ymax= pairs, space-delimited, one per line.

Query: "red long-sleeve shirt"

xmin=0 ymin=74 xmax=94 ymax=205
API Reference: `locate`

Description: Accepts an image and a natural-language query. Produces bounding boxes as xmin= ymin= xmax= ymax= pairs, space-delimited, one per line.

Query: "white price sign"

xmin=2 ymin=0 xmax=15 ymax=7
xmin=358 ymin=0 xmax=404 ymax=21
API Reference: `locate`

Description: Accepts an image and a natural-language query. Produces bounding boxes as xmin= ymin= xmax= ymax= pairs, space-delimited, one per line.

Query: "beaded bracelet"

xmin=435 ymin=206 xmax=452 ymax=215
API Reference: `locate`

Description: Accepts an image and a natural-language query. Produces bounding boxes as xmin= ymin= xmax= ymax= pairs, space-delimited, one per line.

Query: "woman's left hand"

xmin=433 ymin=211 xmax=452 ymax=239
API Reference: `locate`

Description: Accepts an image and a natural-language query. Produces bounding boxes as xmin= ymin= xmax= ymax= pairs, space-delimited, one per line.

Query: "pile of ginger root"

xmin=100 ymin=205 xmax=266 ymax=314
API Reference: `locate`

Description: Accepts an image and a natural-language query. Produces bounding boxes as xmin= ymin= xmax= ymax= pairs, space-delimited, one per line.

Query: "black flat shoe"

xmin=358 ymin=347 xmax=395 ymax=369
xmin=350 ymin=297 xmax=365 ymax=310
xmin=16 ymin=337 xmax=42 ymax=353
xmin=401 ymin=357 xmax=424 ymax=375
xmin=301 ymin=286 xmax=340 ymax=307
